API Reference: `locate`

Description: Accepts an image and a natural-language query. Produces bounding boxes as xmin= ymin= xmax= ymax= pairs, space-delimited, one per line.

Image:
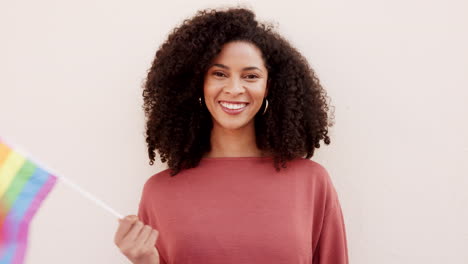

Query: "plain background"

xmin=1 ymin=0 xmax=467 ymax=263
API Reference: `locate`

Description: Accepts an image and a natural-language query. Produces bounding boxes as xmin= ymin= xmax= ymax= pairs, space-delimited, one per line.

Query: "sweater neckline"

xmin=201 ymin=156 xmax=274 ymax=161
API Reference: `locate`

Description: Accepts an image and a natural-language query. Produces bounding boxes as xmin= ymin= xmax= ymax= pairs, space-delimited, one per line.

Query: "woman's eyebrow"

xmin=211 ymin=63 xmax=263 ymax=72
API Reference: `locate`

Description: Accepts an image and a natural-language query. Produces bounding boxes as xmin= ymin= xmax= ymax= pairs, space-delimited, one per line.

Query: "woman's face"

xmin=203 ymin=41 xmax=268 ymax=131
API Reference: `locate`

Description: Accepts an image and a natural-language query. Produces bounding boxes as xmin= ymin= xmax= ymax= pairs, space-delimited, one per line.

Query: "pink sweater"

xmin=138 ymin=157 xmax=348 ymax=264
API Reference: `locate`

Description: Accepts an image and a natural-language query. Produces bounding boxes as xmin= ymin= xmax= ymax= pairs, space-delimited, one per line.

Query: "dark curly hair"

xmin=142 ymin=6 xmax=335 ymax=176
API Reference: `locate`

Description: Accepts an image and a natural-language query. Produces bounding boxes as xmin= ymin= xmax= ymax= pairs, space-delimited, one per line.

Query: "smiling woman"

xmin=140 ymin=7 xmax=335 ymax=175
xmin=114 ymin=6 xmax=348 ymax=264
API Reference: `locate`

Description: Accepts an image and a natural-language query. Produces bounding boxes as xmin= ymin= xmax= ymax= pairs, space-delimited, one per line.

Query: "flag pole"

xmin=55 ymin=175 xmax=123 ymax=219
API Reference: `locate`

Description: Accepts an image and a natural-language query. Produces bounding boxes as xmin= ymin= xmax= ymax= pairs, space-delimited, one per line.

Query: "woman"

xmin=114 ymin=7 xmax=348 ymax=264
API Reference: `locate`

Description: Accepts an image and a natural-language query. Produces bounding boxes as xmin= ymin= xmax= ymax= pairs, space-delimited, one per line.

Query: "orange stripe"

xmin=0 ymin=142 xmax=12 ymax=166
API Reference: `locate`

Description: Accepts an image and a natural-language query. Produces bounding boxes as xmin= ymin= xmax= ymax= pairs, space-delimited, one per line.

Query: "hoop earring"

xmin=262 ymin=98 xmax=269 ymax=115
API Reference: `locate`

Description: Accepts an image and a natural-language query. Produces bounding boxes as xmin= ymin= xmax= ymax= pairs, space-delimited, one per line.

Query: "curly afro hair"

xmin=142 ymin=6 xmax=335 ymax=176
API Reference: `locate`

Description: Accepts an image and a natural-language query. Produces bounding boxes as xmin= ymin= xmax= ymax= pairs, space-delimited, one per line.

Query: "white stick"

xmin=56 ymin=175 xmax=123 ymax=219
xmin=0 ymin=136 xmax=124 ymax=219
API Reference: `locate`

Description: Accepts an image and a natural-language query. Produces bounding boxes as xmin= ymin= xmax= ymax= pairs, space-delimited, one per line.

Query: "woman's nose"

xmin=225 ymin=77 xmax=245 ymax=94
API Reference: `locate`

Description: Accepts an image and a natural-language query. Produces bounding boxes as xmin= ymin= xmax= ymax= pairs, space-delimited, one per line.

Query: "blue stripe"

xmin=0 ymin=166 xmax=50 ymax=263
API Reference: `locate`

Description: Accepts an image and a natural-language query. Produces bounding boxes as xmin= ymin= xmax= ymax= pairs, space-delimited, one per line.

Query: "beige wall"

xmin=1 ymin=0 xmax=467 ymax=263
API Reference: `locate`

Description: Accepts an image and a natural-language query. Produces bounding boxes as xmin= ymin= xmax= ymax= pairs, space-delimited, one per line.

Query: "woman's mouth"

xmin=218 ymin=101 xmax=249 ymax=115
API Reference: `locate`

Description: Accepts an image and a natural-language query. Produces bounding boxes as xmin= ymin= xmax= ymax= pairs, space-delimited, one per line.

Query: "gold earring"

xmin=262 ymin=98 xmax=269 ymax=115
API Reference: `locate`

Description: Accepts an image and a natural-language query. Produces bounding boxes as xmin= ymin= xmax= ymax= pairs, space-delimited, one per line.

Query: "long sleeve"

xmin=312 ymin=176 xmax=349 ymax=264
xmin=137 ymin=179 xmax=167 ymax=264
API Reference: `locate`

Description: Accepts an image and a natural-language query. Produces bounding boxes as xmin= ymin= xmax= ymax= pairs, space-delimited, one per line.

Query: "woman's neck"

xmin=203 ymin=122 xmax=266 ymax=158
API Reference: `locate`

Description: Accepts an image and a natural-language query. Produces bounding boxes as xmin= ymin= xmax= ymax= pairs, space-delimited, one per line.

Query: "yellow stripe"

xmin=0 ymin=150 xmax=26 ymax=197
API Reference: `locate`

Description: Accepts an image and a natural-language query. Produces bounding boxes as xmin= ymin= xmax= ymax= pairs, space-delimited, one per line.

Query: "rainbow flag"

xmin=0 ymin=139 xmax=57 ymax=264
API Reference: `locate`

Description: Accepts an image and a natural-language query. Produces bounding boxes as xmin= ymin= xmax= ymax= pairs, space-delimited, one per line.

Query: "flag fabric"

xmin=0 ymin=139 xmax=57 ymax=264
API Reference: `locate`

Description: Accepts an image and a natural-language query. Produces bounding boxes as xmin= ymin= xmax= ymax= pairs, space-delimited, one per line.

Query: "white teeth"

xmin=219 ymin=102 xmax=247 ymax=109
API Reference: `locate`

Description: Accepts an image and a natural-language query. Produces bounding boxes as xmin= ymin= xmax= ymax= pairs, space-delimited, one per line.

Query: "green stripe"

xmin=1 ymin=159 xmax=36 ymax=210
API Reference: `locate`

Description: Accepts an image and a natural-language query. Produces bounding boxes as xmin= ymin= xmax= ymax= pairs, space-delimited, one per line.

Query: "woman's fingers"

xmin=124 ymin=219 xmax=144 ymax=242
xmin=114 ymin=215 xmax=138 ymax=244
xmin=144 ymin=229 xmax=158 ymax=248
xmin=134 ymin=224 xmax=153 ymax=248
xmin=114 ymin=214 xmax=160 ymax=262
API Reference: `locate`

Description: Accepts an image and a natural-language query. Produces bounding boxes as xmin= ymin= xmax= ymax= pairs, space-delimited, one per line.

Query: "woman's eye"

xmin=245 ymin=74 xmax=259 ymax=79
xmin=213 ymin=72 xmax=226 ymax=77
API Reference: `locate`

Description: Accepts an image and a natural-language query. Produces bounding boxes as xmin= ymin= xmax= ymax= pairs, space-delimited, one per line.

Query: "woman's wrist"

xmin=134 ymin=251 xmax=159 ymax=264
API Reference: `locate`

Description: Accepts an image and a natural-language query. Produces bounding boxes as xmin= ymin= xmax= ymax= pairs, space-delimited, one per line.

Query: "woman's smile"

xmin=218 ymin=101 xmax=250 ymax=115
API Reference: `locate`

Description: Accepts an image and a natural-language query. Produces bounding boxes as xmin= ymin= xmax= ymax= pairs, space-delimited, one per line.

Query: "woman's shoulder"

xmin=292 ymin=157 xmax=330 ymax=174
xmin=141 ymin=168 xmax=172 ymax=190
xmin=290 ymin=157 xmax=333 ymax=184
